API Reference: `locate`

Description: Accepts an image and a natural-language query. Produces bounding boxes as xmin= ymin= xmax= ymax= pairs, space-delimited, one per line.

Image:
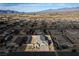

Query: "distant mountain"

xmin=37 ymin=7 xmax=79 ymax=14
xmin=0 ymin=10 xmax=20 ymax=14
xmin=1 ymin=7 xmax=79 ymax=14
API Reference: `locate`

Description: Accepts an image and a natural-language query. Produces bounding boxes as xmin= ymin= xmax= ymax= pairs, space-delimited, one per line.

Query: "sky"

xmin=0 ymin=3 xmax=79 ymax=12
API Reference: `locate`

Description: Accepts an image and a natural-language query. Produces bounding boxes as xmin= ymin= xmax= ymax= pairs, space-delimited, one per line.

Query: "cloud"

xmin=0 ymin=3 xmax=79 ymax=12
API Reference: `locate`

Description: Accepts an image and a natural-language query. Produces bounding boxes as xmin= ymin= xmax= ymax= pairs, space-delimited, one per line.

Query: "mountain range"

xmin=36 ymin=7 xmax=79 ymax=14
xmin=0 ymin=7 xmax=79 ymax=14
xmin=0 ymin=10 xmax=20 ymax=14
